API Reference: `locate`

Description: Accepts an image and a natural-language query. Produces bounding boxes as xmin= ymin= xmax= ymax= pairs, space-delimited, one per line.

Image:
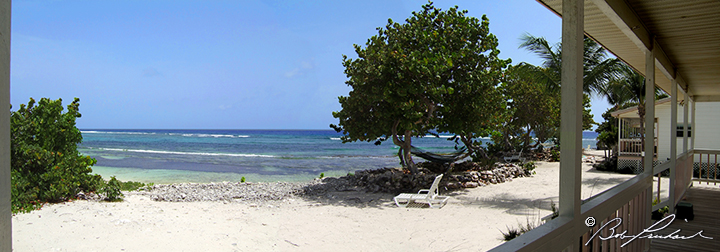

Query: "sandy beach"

xmin=12 ymin=152 xmax=680 ymax=251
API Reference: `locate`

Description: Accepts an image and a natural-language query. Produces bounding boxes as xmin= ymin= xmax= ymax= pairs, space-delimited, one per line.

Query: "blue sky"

xmin=11 ymin=0 xmax=611 ymax=129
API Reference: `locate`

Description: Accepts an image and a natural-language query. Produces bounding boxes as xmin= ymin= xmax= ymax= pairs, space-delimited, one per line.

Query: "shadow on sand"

xmin=299 ymin=179 xmax=558 ymax=216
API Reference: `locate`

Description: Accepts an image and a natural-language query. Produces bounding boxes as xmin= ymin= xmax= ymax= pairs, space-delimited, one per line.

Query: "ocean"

xmin=79 ymin=129 xmax=599 ymax=184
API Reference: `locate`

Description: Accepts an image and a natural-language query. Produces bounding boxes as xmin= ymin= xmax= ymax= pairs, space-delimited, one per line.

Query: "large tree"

xmin=499 ymin=65 xmax=560 ymax=151
xmin=331 ymin=2 xmax=509 ymax=173
xmin=501 ymin=34 xmax=615 ymax=149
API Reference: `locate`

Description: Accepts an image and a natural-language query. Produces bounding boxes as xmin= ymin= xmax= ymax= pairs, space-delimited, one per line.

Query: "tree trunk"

xmin=402 ymin=130 xmax=417 ymax=174
xmin=460 ymin=135 xmax=488 ymax=160
xmin=523 ymin=126 xmax=533 ymax=151
xmin=391 ymin=121 xmax=418 ymax=174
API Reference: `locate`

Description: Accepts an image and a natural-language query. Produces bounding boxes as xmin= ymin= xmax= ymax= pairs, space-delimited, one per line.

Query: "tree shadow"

xmin=299 ymin=189 xmax=398 ymax=209
xmin=445 ymin=189 xmax=558 ymax=216
xmin=582 ymin=176 xmax=633 ymax=189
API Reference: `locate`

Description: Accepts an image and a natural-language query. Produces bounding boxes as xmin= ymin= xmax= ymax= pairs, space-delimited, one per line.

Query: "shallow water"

xmin=80 ymin=129 xmax=598 ymax=183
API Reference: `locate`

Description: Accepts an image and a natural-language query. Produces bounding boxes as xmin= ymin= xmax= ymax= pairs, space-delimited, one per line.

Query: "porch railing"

xmin=490 ymin=172 xmax=653 ymax=251
xmin=490 ymin=150 xmax=697 ymax=252
xmin=618 ymin=138 xmax=657 ymax=157
xmin=693 ymin=149 xmax=720 ymax=185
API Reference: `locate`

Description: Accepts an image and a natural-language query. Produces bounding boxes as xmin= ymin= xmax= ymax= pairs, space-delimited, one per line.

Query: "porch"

xmin=617 ymin=117 xmax=658 ymax=174
xmin=648 ymin=184 xmax=720 ymax=252
xmin=488 ymin=0 xmax=720 ymax=251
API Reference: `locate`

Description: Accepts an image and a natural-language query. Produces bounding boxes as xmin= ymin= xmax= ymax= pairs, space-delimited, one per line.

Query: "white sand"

xmin=13 ymin=158 xmax=684 ymax=251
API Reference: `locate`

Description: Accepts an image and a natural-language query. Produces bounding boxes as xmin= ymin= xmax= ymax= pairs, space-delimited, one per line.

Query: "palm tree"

xmin=511 ymin=34 xmax=622 ymax=150
xmin=598 ymin=63 xmax=665 ymax=152
xmin=517 ymin=34 xmax=623 ymax=94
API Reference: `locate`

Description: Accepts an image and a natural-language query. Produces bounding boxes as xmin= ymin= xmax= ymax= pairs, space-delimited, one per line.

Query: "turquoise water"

xmin=80 ymin=129 xmax=598 ymax=184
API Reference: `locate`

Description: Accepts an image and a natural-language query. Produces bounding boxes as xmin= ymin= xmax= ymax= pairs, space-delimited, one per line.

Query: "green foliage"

xmin=550 ymin=200 xmax=559 ymax=219
xmin=330 ymin=2 xmax=510 ymax=174
xmin=474 ymin=156 xmax=497 ymax=170
xmin=550 ymin=150 xmax=560 ymax=162
xmin=582 ymin=94 xmax=596 ymax=130
xmin=502 ymin=34 xmax=614 ymax=152
xmin=522 ymin=161 xmax=536 ymax=173
xmin=501 ymin=226 xmax=522 ymax=241
xmin=499 ymin=65 xmax=560 ymax=151
xmin=501 ymin=217 xmax=540 ymax=241
xmin=594 ymin=156 xmax=618 ymax=172
xmin=118 ymin=180 xmax=148 ymax=191
xmin=595 ymin=109 xmax=618 ymax=154
xmin=319 ymin=173 xmax=325 ymax=179
xmin=103 ymin=176 xmax=123 ymax=202
xmin=11 ymin=97 xmax=103 ymax=213
xmin=241 ymin=176 xmax=246 ymax=183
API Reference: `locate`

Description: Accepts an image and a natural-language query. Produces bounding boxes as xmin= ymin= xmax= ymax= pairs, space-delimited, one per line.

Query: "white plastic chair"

xmin=393 ymin=174 xmax=449 ymax=208
xmin=503 ymin=149 xmax=526 ymax=163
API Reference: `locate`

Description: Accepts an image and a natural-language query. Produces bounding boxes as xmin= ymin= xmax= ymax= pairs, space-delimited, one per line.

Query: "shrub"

xmin=10 ymin=98 xmax=103 ymax=213
xmin=241 ymin=176 xmax=246 ymax=183
xmin=522 ymin=161 xmax=536 ymax=174
xmin=594 ymin=156 xmax=618 ymax=172
xmin=549 ymin=150 xmax=560 ymax=161
xmin=500 ymin=217 xmax=540 ymax=241
xmin=478 ymin=157 xmax=498 ymax=171
xmin=103 ymin=176 xmax=123 ymax=202
xmin=550 ymin=200 xmax=559 ymax=219
xmin=119 ymin=180 xmax=147 ymax=191
xmin=501 ymin=226 xmax=521 ymax=241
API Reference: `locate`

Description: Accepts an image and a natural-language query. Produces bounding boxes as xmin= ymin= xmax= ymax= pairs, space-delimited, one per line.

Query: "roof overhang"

xmin=536 ymin=0 xmax=720 ymax=102
xmin=609 ymin=97 xmax=671 ymax=118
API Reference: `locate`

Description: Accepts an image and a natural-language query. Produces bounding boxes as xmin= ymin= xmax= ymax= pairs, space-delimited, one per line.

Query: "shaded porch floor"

xmin=649 ymin=183 xmax=720 ymax=251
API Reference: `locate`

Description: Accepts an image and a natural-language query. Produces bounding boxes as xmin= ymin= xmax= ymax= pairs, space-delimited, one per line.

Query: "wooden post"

xmin=642 ymin=43 xmax=655 ymax=252
xmin=559 ymin=0 xmax=583 ymax=226
xmin=0 ymin=0 xmax=11 ymax=251
xmin=683 ymin=92 xmax=689 ymax=154
xmin=691 ymin=99 xmax=696 ymax=151
xmin=559 ymin=0 xmax=583 ymax=250
xmin=670 ymin=80 xmax=677 ymax=212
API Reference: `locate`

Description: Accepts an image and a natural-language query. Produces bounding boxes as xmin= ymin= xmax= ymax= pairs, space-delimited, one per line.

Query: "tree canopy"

xmin=499 ymin=34 xmax=610 ymax=151
xmin=11 ymin=98 xmax=104 ymax=212
xmin=331 ymin=2 xmax=510 ymax=173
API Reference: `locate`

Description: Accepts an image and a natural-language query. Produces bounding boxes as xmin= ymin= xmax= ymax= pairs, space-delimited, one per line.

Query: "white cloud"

xmin=283 ymin=59 xmax=314 ymax=78
xmin=142 ymin=67 xmax=162 ymax=77
xmin=284 ymin=68 xmax=300 ymax=78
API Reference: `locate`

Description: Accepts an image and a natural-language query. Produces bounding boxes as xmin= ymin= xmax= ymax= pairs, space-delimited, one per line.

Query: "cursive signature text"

xmin=585 ymin=214 xmax=713 ymax=247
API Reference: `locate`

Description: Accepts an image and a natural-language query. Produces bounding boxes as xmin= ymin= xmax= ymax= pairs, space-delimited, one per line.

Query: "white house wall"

xmin=692 ymin=102 xmax=720 ymax=163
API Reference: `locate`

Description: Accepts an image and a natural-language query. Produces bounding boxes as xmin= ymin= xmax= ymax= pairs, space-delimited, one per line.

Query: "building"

xmin=491 ymin=1 xmax=720 ymax=251
xmin=611 ymin=98 xmax=720 ymax=174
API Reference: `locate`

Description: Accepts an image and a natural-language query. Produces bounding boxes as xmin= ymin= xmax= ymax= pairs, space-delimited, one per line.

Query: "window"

xmin=676 ymin=125 xmax=692 ymax=137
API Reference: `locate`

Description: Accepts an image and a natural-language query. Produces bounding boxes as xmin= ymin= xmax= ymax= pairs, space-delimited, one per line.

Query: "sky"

xmin=11 ymin=0 xmax=612 ymax=130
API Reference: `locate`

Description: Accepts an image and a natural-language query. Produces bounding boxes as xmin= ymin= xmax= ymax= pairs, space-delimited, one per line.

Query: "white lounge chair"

xmin=504 ymin=149 xmax=526 ymax=163
xmin=393 ymin=174 xmax=449 ymax=208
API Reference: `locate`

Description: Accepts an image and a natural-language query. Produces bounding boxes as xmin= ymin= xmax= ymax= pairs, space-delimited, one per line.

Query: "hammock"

xmin=411 ymin=146 xmax=467 ymax=164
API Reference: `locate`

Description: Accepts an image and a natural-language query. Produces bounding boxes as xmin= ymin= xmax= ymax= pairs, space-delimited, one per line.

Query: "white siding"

xmin=693 ymin=102 xmax=720 ymax=150
xmin=656 ymin=103 xmax=671 ymax=161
